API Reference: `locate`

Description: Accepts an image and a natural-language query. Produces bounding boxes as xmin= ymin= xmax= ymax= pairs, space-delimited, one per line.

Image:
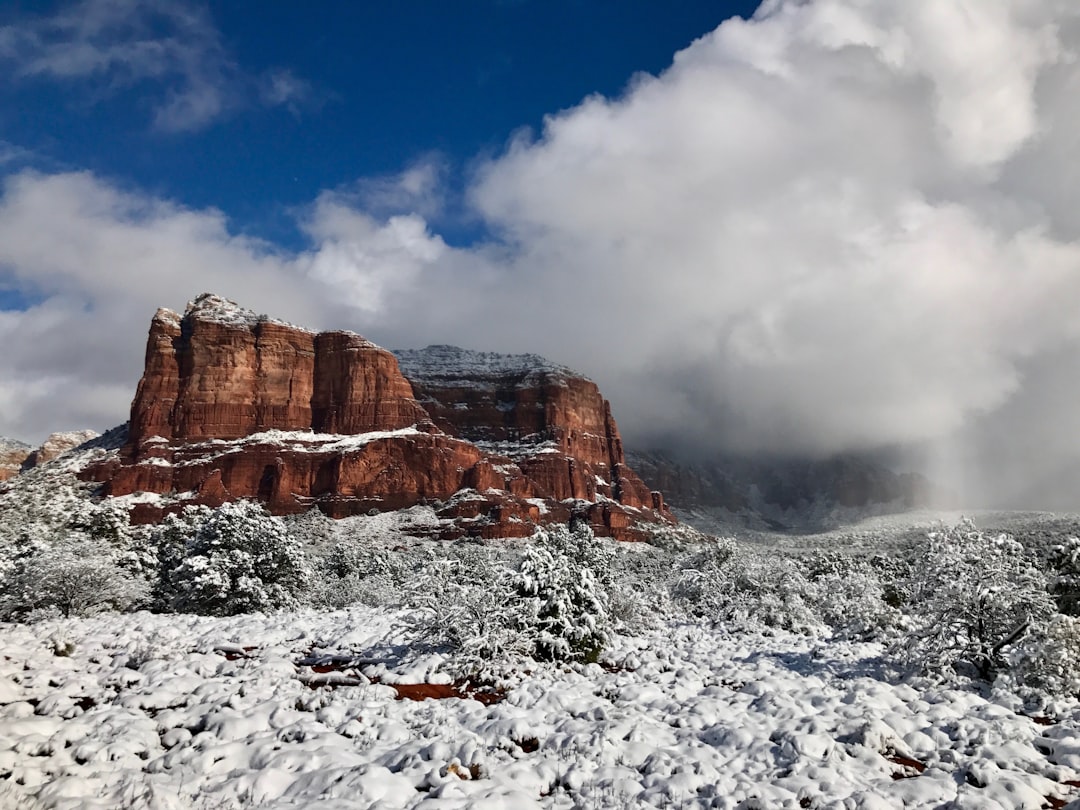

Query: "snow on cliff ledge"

xmin=394 ymin=344 xmax=584 ymax=388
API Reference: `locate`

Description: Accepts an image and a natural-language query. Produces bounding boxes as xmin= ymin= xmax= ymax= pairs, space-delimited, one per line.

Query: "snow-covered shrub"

xmin=409 ymin=523 xmax=615 ymax=667
xmin=1048 ymin=537 xmax=1080 ymax=616
xmin=149 ymin=505 xmax=212 ymax=611
xmin=1011 ymin=614 xmax=1080 ymax=698
xmin=159 ymin=501 xmax=311 ymax=616
xmin=284 ymin=507 xmax=335 ymax=545
xmin=311 ymin=540 xmax=410 ymax=608
xmin=672 ymin=540 xmax=824 ymax=634
xmin=899 ymin=519 xmax=1055 ymax=679
xmin=513 ymin=523 xmax=613 ymax=663
xmin=800 ymin=551 xmax=899 ymax=639
xmin=607 ymin=546 xmax=677 ymax=632
xmin=671 ymin=542 xmax=897 ymax=638
xmin=671 ymin=538 xmax=739 ymax=618
xmin=0 ymin=534 xmax=148 ymax=620
xmin=0 ymin=479 xmax=153 ymax=621
xmin=723 ymin=553 xmax=821 ymax=634
xmin=408 ymin=544 xmax=528 ymax=666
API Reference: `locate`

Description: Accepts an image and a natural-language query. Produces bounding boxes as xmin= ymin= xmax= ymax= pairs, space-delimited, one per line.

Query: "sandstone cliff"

xmin=0 ymin=431 xmax=101 ymax=481
xmin=0 ymin=438 xmax=31 ymax=482
xmin=86 ymin=294 xmax=672 ymax=540
xmin=25 ymin=431 xmax=100 ymax=469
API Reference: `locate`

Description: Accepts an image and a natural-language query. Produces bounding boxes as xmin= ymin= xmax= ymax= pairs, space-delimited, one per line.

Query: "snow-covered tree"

xmin=513 ymin=523 xmax=612 ymax=663
xmin=160 ymin=501 xmax=311 ymax=616
xmin=408 ymin=544 xmax=527 ymax=665
xmin=899 ymin=519 xmax=1055 ymax=679
xmin=408 ymin=523 xmax=615 ymax=668
xmin=0 ymin=535 xmax=148 ymax=620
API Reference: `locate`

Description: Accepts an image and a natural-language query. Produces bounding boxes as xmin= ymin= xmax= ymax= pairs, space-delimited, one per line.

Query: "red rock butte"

xmin=84 ymin=293 xmax=674 ymax=541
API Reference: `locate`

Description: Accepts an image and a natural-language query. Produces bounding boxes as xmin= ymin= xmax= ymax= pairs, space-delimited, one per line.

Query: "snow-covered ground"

xmin=3 ymin=607 xmax=1080 ymax=810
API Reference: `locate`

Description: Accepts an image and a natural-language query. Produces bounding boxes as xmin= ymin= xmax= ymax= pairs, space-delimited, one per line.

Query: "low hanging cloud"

xmin=2 ymin=0 xmax=1080 ymax=508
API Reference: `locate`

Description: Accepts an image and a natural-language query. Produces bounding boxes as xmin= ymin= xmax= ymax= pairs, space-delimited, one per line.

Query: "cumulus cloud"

xmin=0 ymin=170 xmax=447 ymax=440
xmin=454 ymin=0 xmax=1080 ymax=472
xmin=2 ymin=0 xmax=1080 ymax=508
xmin=0 ymin=0 xmax=316 ymax=131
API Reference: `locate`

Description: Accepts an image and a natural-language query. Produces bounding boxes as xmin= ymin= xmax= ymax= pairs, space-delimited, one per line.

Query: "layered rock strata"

xmin=86 ymin=294 xmax=672 ymax=540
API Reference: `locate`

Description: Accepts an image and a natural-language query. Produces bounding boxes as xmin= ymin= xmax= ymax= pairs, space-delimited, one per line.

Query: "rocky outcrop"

xmin=24 ymin=431 xmax=100 ymax=469
xmin=85 ymin=294 xmax=672 ymax=541
xmin=0 ymin=431 xmax=100 ymax=480
xmin=0 ymin=438 xmax=31 ymax=482
xmin=395 ymin=345 xmax=661 ymax=512
xmin=127 ymin=303 xmax=427 ymax=445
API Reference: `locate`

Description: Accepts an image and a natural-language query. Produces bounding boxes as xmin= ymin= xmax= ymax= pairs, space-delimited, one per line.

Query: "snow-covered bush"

xmin=1048 ymin=537 xmax=1080 ymax=616
xmin=408 ymin=523 xmax=615 ymax=667
xmin=671 ymin=541 xmax=898 ymax=638
xmin=800 ymin=551 xmax=899 ymax=639
xmin=1012 ymin=614 xmax=1080 ymax=698
xmin=672 ymin=540 xmax=824 ymax=634
xmin=607 ymin=546 xmax=677 ymax=632
xmin=408 ymin=543 xmax=528 ymax=666
xmin=0 ymin=479 xmax=152 ymax=621
xmin=723 ymin=553 xmax=822 ymax=634
xmin=311 ymin=540 xmax=411 ymax=608
xmin=513 ymin=523 xmax=613 ymax=663
xmin=0 ymin=534 xmax=148 ymax=620
xmin=899 ymin=520 xmax=1055 ymax=679
xmin=158 ymin=501 xmax=311 ymax=616
xmin=671 ymin=538 xmax=739 ymax=618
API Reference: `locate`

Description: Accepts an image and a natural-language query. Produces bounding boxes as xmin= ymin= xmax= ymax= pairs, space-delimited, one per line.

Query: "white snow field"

xmin=2 ymin=607 xmax=1080 ymax=810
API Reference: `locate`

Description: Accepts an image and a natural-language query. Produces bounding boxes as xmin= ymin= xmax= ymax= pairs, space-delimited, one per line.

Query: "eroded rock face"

xmin=0 ymin=438 xmax=31 ymax=482
xmin=0 ymin=431 xmax=101 ymax=479
xmin=86 ymin=294 xmax=672 ymax=540
xmin=396 ymin=346 xmax=658 ymax=510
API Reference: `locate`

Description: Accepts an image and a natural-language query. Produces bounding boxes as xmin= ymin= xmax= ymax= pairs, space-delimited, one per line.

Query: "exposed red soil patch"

xmin=380 ymin=679 xmax=504 ymax=705
xmin=887 ymin=753 xmax=926 ymax=780
xmin=294 ymin=650 xmax=505 ymax=704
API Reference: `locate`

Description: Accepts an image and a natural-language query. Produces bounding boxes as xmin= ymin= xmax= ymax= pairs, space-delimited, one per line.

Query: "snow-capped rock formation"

xmin=0 ymin=437 xmax=31 ymax=482
xmin=85 ymin=294 xmax=672 ymax=540
xmin=0 ymin=431 xmax=101 ymax=481
xmin=24 ymin=430 xmax=101 ymax=468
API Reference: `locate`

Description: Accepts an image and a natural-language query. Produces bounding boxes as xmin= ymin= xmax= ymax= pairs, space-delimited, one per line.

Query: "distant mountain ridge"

xmin=629 ymin=450 xmax=942 ymax=533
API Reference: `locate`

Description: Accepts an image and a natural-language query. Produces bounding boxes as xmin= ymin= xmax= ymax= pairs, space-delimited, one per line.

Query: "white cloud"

xmin=0 ymin=0 xmax=316 ymax=132
xmin=0 ymin=141 xmax=30 ymax=166
xmin=0 ymin=170 xmax=451 ymax=441
xmin=3 ymin=0 xmax=1080 ymax=509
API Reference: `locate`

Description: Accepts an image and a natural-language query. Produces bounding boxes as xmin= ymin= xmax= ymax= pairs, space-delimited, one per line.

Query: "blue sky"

xmin=0 ymin=0 xmax=759 ymax=254
xmin=2 ymin=0 xmax=1080 ymax=509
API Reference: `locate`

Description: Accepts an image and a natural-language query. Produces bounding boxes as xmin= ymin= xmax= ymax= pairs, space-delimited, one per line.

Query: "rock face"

xmin=395 ymin=345 xmax=662 ymax=511
xmin=0 ymin=431 xmax=100 ymax=480
xmin=86 ymin=294 xmax=672 ymax=540
xmin=0 ymin=438 xmax=31 ymax=482
xmin=25 ymin=431 xmax=100 ymax=468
